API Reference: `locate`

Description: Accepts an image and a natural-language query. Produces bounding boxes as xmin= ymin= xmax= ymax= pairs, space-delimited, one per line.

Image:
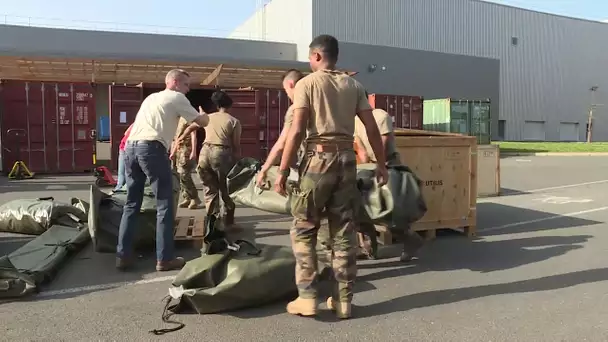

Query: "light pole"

xmin=587 ymin=86 xmax=599 ymax=143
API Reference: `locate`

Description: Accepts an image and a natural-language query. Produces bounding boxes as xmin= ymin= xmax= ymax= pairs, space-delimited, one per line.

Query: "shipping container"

xmin=108 ymin=86 xmax=289 ymax=170
xmin=423 ymin=98 xmax=491 ymax=145
xmin=0 ymin=80 xmax=97 ymax=174
xmin=368 ymin=94 xmax=424 ymax=130
xmin=98 ymin=115 xmax=110 ymax=141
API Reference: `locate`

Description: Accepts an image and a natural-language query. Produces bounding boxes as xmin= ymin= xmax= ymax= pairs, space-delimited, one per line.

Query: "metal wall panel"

xmin=228 ymin=0 xmax=313 ymax=60
xmin=311 ymin=0 xmax=608 ymax=141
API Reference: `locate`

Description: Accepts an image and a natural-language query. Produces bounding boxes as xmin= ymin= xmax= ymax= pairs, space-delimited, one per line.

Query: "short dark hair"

xmin=282 ymin=69 xmax=304 ymax=83
xmin=211 ymin=90 xmax=233 ymax=109
xmin=365 ymin=90 xmax=369 ymax=97
xmin=309 ymin=34 xmax=339 ymax=62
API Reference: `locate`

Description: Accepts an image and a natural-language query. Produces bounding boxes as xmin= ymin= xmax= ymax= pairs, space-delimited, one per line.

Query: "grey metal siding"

xmin=228 ymin=0 xmax=313 ymax=60
xmin=311 ymin=0 xmax=608 ymax=141
xmin=338 ymin=42 xmax=500 ymax=138
xmin=0 ymin=24 xmax=297 ymax=62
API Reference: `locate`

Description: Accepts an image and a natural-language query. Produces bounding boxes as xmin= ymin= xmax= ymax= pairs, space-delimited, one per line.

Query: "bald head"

xmin=282 ymin=69 xmax=304 ymax=102
xmin=165 ymin=69 xmax=191 ymax=94
xmin=282 ymin=69 xmax=303 ymax=84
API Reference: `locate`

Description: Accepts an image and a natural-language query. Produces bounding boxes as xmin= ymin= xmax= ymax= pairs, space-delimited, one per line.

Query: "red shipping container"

xmin=108 ymin=86 xmax=290 ymax=168
xmin=0 ymin=80 xmax=96 ymax=174
xmin=368 ymin=93 xmax=424 ymax=130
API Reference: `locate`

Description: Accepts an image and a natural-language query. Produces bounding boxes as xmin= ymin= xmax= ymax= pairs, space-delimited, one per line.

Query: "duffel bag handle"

xmin=38 ymin=197 xmax=54 ymax=201
xmin=233 ymin=239 xmax=262 ymax=256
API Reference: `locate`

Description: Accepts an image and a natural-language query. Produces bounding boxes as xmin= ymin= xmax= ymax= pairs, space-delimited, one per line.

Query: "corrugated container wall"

xmin=368 ymin=94 xmax=423 ymax=129
xmin=107 ymin=86 xmax=290 ymax=170
xmin=423 ymin=98 xmax=491 ymax=144
xmin=0 ymin=80 xmax=97 ymax=174
xmin=309 ymin=0 xmax=608 ymax=141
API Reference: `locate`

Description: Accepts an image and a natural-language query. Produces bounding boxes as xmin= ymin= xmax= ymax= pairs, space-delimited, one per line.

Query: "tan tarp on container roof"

xmin=0 ymin=55 xmax=358 ymax=88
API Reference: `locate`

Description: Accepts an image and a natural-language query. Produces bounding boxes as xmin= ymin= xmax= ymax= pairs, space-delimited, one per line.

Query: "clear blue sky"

xmin=1 ymin=0 xmax=607 ymax=38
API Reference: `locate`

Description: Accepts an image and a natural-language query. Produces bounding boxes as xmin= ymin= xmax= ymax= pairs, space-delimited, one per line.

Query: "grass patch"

xmin=493 ymin=141 xmax=608 ymax=153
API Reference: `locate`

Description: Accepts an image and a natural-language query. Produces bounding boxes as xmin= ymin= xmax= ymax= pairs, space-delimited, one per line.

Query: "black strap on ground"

xmin=149 ymin=296 xmax=185 ymax=335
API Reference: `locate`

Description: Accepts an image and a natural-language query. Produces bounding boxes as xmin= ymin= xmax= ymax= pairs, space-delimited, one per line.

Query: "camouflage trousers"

xmin=172 ymin=150 xmax=199 ymax=201
xmin=290 ymin=148 xmax=359 ymax=303
xmin=196 ymin=144 xmax=236 ymax=217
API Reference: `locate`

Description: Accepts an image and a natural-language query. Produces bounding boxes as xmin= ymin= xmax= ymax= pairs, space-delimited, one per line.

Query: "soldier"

xmin=170 ymin=117 xmax=201 ymax=209
xmin=117 ymin=69 xmax=209 ymax=272
xmin=354 ymin=102 xmax=424 ymax=262
xmin=177 ymin=91 xmax=241 ymax=229
xmin=256 ymin=69 xmax=305 ymax=180
xmin=274 ymin=34 xmax=389 ymax=319
xmin=354 ymin=101 xmax=401 ymax=167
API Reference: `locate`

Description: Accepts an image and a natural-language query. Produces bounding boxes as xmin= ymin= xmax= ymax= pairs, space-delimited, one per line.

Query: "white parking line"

xmin=38 ymin=275 xmax=175 ymax=298
xmin=482 ymin=206 xmax=608 ymax=233
xmin=526 ymin=180 xmax=608 ymax=193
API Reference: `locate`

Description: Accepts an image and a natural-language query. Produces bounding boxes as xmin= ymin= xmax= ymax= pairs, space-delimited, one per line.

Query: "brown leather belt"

xmin=306 ymin=141 xmax=353 ymax=153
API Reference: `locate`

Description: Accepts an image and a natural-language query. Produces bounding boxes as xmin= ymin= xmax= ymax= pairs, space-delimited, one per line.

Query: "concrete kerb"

xmin=501 ymin=152 xmax=608 ymax=157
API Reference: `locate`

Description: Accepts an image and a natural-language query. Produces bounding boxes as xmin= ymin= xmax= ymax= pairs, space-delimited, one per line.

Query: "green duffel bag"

xmin=0 ymin=197 xmax=88 ymax=235
xmin=150 ymin=239 xmax=297 ymax=335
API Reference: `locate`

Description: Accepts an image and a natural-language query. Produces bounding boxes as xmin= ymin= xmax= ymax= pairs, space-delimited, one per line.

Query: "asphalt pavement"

xmin=2 ymin=156 xmax=608 ymax=341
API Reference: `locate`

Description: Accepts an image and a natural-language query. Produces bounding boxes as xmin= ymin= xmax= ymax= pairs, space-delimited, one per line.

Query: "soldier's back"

xmin=295 ymin=70 xmax=367 ymax=142
xmin=204 ymin=111 xmax=240 ymax=146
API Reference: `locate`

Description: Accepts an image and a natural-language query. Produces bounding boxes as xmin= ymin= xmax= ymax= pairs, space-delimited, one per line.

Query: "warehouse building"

xmin=230 ymin=0 xmax=608 ymax=142
xmin=0 ymin=20 xmax=498 ymax=173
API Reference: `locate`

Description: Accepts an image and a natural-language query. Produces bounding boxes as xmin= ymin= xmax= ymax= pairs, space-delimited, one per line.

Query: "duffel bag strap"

xmin=149 ymin=296 xmax=185 ymax=335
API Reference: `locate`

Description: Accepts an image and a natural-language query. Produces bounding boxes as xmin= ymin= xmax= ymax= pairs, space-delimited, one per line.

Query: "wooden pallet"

xmin=374 ymin=222 xmax=476 ymax=244
xmin=174 ymin=216 xmax=206 ymax=248
xmin=374 ymin=224 xmax=393 ymax=245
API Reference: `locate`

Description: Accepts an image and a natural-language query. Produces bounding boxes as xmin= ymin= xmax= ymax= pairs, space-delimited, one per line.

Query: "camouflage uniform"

xmin=173 ymin=118 xmax=200 ymax=206
xmin=197 ymin=111 xmax=241 ymax=226
xmin=286 ymin=69 xmax=373 ymax=318
xmin=354 ymin=109 xmax=424 ymax=261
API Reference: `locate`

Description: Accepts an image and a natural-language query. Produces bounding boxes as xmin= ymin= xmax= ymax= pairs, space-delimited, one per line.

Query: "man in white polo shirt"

xmin=117 ymin=69 xmax=209 ymax=272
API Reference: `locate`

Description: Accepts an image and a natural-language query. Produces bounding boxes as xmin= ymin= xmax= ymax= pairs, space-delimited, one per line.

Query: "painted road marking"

xmin=526 ymin=179 xmax=608 ymax=193
xmin=38 ymin=275 xmax=175 ymax=298
xmin=532 ymin=196 xmax=593 ymax=205
xmin=482 ymin=206 xmax=608 ymax=233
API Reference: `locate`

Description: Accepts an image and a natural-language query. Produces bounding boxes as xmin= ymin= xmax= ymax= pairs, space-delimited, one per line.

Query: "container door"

xmin=223 ymin=89 xmax=264 ymax=161
xmin=0 ymin=81 xmax=54 ymax=174
xmin=257 ymin=89 xmax=290 ymax=158
xmin=470 ymin=101 xmax=491 ymax=144
xmin=409 ymin=97 xmax=423 ymax=130
xmin=109 ymin=85 xmax=143 ymax=170
xmin=53 ymin=83 xmax=96 ymax=172
xmin=423 ymin=99 xmax=451 ymax=132
xmin=449 ymin=101 xmax=471 ymax=134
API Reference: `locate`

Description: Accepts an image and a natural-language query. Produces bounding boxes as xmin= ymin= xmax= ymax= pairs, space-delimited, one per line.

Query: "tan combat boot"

xmin=188 ymin=198 xmax=202 ymax=209
xmin=178 ymin=199 xmax=190 ymax=208
xmin=326 ymin=297 xmax=352 ymax=319
xmin=286 ymin=297 xmax=317 ymax=317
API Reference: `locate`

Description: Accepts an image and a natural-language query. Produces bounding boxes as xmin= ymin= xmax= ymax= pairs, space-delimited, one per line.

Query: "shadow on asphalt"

xmin=499 ymin=188 xmax=530 ymax=196
xmin=0 ymin=175 xmax=94 ymax=193
xmin=350 ymin=267 xmax=608 ymax=319
xmin=476 ymin=202 xmax=603 ymax=236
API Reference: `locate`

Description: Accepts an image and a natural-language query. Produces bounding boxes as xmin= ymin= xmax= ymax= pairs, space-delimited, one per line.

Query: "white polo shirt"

xmin=127 ymin=89 xmax=200 ymax=149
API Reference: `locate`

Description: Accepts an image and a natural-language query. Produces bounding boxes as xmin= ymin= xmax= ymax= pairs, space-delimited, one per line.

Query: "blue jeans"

xmin=113 ymin=150 xmax=127 ymax=191
xmin=117 ymin=140 xmax=175 ymax=262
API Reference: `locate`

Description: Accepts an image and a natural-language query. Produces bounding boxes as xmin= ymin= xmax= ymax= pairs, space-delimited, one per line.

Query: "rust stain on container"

xmin=368 ymin=93 xmax=424 ymax=130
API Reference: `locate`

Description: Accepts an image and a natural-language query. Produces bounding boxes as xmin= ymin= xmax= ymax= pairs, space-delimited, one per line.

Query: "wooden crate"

xmin=394 ymin=128 xmax=477 ymax=239
xmin=174 ymin=216 xmax=206 ymax=248
xmin=476 ymin=144 xmax=501 ymax=197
